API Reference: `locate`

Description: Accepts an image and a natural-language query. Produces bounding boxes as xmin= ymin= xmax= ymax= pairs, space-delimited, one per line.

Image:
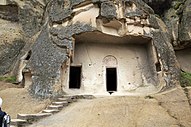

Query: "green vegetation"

xmin=0 ymin=76 xmax=16 ymax=83
xmin=180 ymin=71 xmax=191 ymax=87
xmin=173 ymin=1 xmax=183 ymax=10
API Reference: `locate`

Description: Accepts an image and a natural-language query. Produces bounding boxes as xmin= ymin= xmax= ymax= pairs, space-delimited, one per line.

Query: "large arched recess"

xmin=62 ymin=31 xmax=160 ymax=95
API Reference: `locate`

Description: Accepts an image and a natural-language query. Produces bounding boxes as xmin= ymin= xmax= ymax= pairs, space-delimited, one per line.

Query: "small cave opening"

xmin=25 ymin=51 xmax=32 ymax=60
xmin=69 ymin=66 xmax=82 ymax=89
xmin=106 ymin=68 xmax=117 ymax=94
xmin=155 ymin=62 xmax=161 ymax=72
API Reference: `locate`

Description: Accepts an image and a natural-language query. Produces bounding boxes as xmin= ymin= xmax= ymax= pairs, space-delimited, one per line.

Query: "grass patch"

xmin=180 ymin=71 xmax=191 ymax=87
xmin=0 ymin=76 xmax=16 ymax=83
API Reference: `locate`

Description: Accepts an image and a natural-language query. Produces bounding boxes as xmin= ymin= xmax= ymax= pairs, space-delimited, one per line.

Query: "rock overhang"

xmin=74 ymin=31 xmax=151 ymax=44
xmin=49 ymin=0 xmax=157 ymax=37
xmin=28 ymin=0 xmax=180 ymax=98
xmin=48 ymin=0 xmax=158 ymax=49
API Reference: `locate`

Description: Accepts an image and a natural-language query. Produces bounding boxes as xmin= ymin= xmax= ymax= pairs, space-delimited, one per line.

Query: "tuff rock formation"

xmin=0 ymin=0 xmax=190 ymax=98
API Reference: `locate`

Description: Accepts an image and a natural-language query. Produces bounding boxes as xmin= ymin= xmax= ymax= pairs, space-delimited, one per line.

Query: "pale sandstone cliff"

xmin=0 ymin=0 xmax=190 ymax=98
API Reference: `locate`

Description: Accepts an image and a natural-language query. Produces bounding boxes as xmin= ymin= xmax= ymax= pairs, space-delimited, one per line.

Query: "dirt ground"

xmin=29 ymin=87 xmax=191 ymax=127
xmin=0 ymin=80 xmax=191 ymax=127
xmin=0 ymin=81 xmax=50 ymax=118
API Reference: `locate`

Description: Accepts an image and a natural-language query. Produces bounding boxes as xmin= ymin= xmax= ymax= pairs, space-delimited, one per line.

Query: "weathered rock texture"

xmin=0 ymin=0 xmax=190 ymax=98
xmin=27 ymin=0 xmax=179 ymax=97
xmin=7 ymin=0 xmax=46 ymax=37
xmin=0 ymin=0 xmax=47 ymax=76
xmin=178 ymin=0 xmax=191 ymax=48
xmin=0 ymin=4 xmax=18 ymax=21
xmin=157 ymin=0 xmax=191 ymax=72
xmin=0 ymin=19 xmax=24 ymax=75
xmin=144 ymin=0 xmax=191 ymax=50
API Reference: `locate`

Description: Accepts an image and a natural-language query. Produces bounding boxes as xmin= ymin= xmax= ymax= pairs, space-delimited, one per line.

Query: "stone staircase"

xmin=10 ymin=95 xmax=94 ymax=127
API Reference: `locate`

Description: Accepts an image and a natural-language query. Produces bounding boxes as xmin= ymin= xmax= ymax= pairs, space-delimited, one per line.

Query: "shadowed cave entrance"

xmin=106 ymin=68 xmax=117 ymax=94
xmin=69 ymin=66 xmax=82 ymax=89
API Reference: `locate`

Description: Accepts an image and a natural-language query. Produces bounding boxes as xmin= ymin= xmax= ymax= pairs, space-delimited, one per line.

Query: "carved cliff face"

xmin=27 ymin=0 xmax=180 ymax=97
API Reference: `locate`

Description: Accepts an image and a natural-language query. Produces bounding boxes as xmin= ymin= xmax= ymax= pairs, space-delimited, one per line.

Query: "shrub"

xmin=0 ymin=76 xmax=16 ymax=83
xmin=180 ymin=71 xmax=191 ymax=87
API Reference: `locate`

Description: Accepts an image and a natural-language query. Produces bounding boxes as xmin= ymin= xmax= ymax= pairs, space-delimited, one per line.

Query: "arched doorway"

xmin=103 ymin=55 xmax=118 ymax=94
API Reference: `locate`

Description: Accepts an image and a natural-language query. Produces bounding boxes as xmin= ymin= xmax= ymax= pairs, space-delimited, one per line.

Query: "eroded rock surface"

xmin=27 ymin=0 xmax=180 ymax=97
xmin=0 ymin=0 xmax=47 ymax=76
xmin=0 ymin=19 xmax=24 ymax=75
xmin=143 ymin=0 xmax=191 ymax=50
xmin=178 ymin=0 xmax=191 ymax=48
xmin=0 ymin=0 xmax=190 ymax=98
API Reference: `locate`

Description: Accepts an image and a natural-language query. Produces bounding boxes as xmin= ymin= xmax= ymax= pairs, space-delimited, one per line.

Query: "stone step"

xmin=17 ymin=113 xmax=52 ymax=122
xmin=62 ymin=95 xmax=94 ymax=100
xmin=42 ymin=109 xmax=59 ymax=114
xmin=81 ymin=95 xmax=95 ymax=99
xmin=70 ymin=98 xmax=77 ymax=102
xmin=58 ymin=97 xmax=77 ymax=103
xmin=63 ymin=95 xmax=78 ymax=99
xmin=10 ymin=125 xmax=17 ymax=127
xmin=52 ymin=101 xmax=69 ymax=106
xmin=57 ymin=97 xmax=68 ymax=101
xmin=57 ymin=97 xmax=74 ymax=103
xmin=66 ymin=95 xmax=94 ymax=99
xmin=47 ymin=104 xmax=64 ymax=110
xmin=11 ymin=118 xmax=29 ymax=126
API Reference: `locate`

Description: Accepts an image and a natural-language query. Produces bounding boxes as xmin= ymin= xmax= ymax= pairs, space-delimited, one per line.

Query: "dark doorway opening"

xmin=69 ymin=66 xmax=82 ymax=89
xmin=106 ymin=68 xmax=117 ymax=94
xmin=155 ymin=62 xmax=161 ymax=72
xmin=25 ymin=51 xmax=32 ymax=60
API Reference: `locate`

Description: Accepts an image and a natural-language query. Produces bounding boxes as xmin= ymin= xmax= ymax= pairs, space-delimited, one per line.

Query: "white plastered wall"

xmin=62 ymin=40 xmax=159 ymax=95
xmin=0 ymin=0 xmax=6 ymax=5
